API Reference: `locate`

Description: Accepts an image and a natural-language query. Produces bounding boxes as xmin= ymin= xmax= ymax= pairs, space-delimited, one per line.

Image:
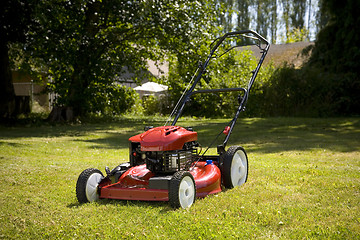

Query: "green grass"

xmin=0 ymin=117 xmax=359 ymax=239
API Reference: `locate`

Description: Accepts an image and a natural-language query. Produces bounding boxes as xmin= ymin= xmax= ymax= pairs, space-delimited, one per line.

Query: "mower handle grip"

xmin=209 ymin=30 xmax=270 ymax=55
xmin=223 ymin=30 xmax=270 ymax=45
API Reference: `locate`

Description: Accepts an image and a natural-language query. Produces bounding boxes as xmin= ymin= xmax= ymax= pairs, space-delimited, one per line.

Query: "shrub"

xmin=141 ymin=94 xmax=169 ymax=116
xmin=88 ymin=83 xmax=138 ymax=116
xmin=260 ymin=64 xmax=359 ymax=117
xmin=165 ymin=49 xmax=275 ymax=118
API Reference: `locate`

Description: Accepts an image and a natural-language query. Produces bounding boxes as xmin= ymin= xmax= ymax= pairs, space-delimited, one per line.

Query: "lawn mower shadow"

xmin=67 ymin=199 xmax=173 ymax=213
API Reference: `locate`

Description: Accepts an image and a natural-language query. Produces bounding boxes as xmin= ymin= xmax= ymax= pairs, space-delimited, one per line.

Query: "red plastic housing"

xmin=128 ymin=126 xmax=197 ymax=151
xmin=99 ymin=162 xmax=222 ymax=201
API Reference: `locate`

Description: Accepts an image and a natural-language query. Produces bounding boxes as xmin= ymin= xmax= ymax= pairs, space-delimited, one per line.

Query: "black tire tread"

xmin=169 ymin=171 xmax=196 ymax=208
xmin=222 ymin=146 xmax=248 ymax=189
xmin=76 ymin=168 xmax=103 ymax=203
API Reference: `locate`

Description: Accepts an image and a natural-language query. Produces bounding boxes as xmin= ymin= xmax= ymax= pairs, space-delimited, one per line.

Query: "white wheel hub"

xmin=178 ymin=176 xmax=195 ymax=209
xmin=85 ymin=172 xmax=103 ymax=202
xmin=231 ymin=150 xmax=248 ymax=187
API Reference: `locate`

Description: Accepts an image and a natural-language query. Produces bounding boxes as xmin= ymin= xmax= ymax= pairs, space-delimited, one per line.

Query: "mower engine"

xmin=128 ymin=126 xmax=199 ymax=174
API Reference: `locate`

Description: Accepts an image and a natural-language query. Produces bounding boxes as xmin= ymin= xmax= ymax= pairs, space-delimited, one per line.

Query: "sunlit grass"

xmin=0 ymin=117 xmax=359 ymax=239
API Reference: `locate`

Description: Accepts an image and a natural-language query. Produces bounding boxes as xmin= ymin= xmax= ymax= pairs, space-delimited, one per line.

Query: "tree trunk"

xmin=46 ymin=1 xmax=100 ymax=123
xmin=47 ymin=106 xmax=74 ymax=122
xmin=0 ymin=41 xmax=16 ymax=120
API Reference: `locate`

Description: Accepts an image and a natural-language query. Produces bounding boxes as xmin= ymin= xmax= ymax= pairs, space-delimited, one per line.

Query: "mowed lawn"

xmin=0 ymin=117 xmax=359 ymax=239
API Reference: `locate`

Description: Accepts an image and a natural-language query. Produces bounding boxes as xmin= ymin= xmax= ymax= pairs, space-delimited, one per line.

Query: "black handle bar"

xmin=169 ymin=30 xmax=270 ymax=150
xmin=189 ymin=87 xmax=246 ymax=97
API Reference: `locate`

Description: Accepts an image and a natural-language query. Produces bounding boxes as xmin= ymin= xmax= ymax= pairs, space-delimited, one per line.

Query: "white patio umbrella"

xmin=134 ymin=82 xmax=168 ymax=98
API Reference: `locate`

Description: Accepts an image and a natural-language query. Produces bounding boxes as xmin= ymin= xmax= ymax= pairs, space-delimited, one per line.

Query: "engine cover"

xmin=129 ymin=126 xmax=197 ymax=151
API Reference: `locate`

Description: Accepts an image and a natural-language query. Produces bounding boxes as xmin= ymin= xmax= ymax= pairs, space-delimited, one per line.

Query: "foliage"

xmin=215 ymin=0 xmax=318 ymax=43
xmin=0 ymin=117 xmax=359 ymax=239
xmin=141 ymin=94 xmax=170 ymax=116
xmin=188 ymin=49 xmax=260 ymax=117
xmin=87 ymin=83 xmax=137 ymax=116
xmin=7 ymin=0 xmax=357 ymax=120
xmin=309 ymin=0 xmax=360 ymax=74
xmin=23 ymin=0 xmax=216 ymax=120
xmin=263 ymin=0 xmax=360 ymax=117
xmin=261 ymin=63 xmax=360 ymax=117
xmin=280 ymin=28 xmax=309 ymax=43
xmin=0 ymin=0 xmax=36 ymax=119
xmin=141 ymin=95 xmax=159 ymax=116
xmin=164 ymin=43 xmax=274 ymax=118
xmin=260 ymin=64 xmax=329 ymax=116
xmin=3 ymin=0 xmax=325 ymax=121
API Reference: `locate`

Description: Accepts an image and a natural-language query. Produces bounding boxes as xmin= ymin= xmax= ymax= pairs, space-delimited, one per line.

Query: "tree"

xmin=219 ymin=0 xmax=315 ymax=44
xmin=0 ymin=0 xmax=34 ymax=120
xmin=215 ymin=0 xmax=235 ymax=33
xmin=269 ymin=0 xmax=277 ymax=43
xmin=261 ymin=0 xmax=360 ymax=117
xmin=290 ymin=0 xmax=306 ymax=29
xmin=236 ymin=0 xmax=251 ymax=31
xmin=24 ymin=0 xmax=215 ymax=121
xmin=316 ymin=0 xmax=330 ymax=31
xmin=307 ymin=0 xmax=360 ymax=115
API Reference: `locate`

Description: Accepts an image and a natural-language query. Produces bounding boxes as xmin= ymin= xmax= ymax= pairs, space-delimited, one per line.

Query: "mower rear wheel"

xmin=169 ymin=171 xmax=196 ymax=209
xmin=76 ymin=168 xmax=104 ymax=203
xmin=222 ymin=146 xmax=248 ymax=189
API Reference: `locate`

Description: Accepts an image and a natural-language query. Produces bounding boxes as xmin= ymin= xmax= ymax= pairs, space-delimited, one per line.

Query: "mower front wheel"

xmin=222 ymin=146 xmax=248 ymax=189
xmin=169 ymin=171 xmax=196 ymax=209
xmin=76 ymin=168 xmax=104 ymax=203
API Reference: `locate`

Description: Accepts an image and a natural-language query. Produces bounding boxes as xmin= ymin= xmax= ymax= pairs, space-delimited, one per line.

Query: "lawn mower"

xmin=76 ymin=30 xmax=270 ymax=208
